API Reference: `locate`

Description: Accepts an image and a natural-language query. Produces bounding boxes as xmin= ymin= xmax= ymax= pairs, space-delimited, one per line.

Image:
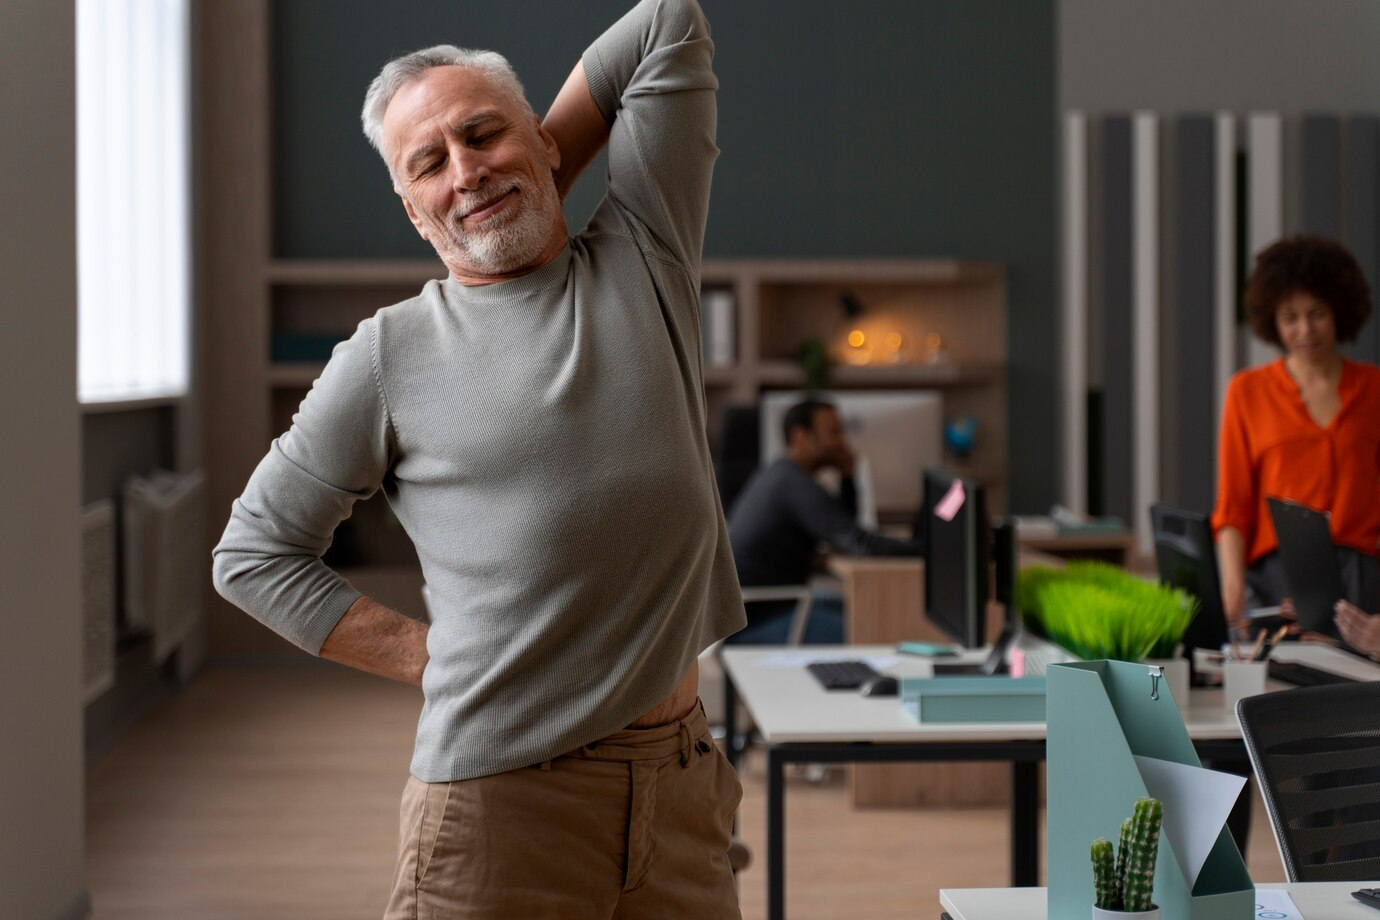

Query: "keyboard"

xmin=805 ymin=660 xmax=880 ymax=691
xmin=1268 ymin=659 xmax=1359 ymax=687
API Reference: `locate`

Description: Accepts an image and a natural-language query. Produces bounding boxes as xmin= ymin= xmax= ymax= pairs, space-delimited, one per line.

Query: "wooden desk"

xmin=827 ymin=551 xmax=1059 ymax=807
xmin=940 ymin=883 xmax=1375 ymax=919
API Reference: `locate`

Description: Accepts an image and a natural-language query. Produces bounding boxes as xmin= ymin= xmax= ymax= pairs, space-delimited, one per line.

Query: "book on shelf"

xmin=700 ymin=288 xmax=736 ymax=367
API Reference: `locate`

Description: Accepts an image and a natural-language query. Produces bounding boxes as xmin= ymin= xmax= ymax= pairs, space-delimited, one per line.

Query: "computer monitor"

xmin=1149 ymin=504 xmax=1228 ymax=655
xmin=921 ymin=468 xmax=989 ymax=650
xmin=759 ymin=390 xmax=943 ymax=518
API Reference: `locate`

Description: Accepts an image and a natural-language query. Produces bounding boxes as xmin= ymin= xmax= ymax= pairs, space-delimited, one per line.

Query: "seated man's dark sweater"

xmin=729 ymin=457 xmax=920 ymax=588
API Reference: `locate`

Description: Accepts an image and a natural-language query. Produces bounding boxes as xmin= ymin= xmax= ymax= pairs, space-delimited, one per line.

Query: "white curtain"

xmin=77 ymin=0 xmax=191 ymax=403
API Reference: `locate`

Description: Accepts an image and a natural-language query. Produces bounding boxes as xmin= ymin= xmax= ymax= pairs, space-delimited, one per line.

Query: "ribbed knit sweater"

xmin=212 ymin=0 xmax=746 ymax=782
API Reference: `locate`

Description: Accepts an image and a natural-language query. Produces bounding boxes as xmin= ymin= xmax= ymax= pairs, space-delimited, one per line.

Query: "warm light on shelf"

xmin=842 ymin=328 xmax=873 ymax=365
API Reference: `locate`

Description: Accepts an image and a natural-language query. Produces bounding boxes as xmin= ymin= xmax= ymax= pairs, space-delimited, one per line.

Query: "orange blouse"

xmin=1212 ymin=358 xmax=1380 ymax=565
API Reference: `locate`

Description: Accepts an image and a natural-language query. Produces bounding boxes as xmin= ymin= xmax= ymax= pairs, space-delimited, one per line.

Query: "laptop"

xmin=1267 ymin=497 xmax=1345 ymax=634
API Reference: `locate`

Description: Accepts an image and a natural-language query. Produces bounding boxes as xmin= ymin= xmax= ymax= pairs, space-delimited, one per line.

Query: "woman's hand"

xmin=1335 ymin=600 xmax=1380 ymax=654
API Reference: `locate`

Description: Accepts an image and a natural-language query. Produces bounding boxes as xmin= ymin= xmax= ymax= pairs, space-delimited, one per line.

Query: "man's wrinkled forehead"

xmin=381 ymin=65 xmax=525 ymax=170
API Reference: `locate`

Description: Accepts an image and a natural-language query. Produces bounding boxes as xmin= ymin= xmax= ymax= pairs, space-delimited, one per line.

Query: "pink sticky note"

xmin=1008 ymin=647 xmax=1026 ymax=678
xmin=934 ymin=478 xmax=966 ymax=522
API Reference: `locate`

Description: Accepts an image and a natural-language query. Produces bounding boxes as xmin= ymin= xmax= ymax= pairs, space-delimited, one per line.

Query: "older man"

xmin=211 ymin=1 xmax=745 ymax=916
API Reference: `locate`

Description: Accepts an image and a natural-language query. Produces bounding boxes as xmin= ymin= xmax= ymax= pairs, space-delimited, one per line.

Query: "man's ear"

xmin=396 ymin=186 xmax=430 ymax=241
xmin=534 ymin=115 xmax=561 ymax=172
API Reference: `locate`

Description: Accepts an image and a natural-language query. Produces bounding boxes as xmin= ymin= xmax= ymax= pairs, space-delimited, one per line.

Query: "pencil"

xmin=1247 ymin=629 xmax=1268 ymax=663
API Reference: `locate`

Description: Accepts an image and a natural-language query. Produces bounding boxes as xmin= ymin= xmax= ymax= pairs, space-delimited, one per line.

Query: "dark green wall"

xmin=272 ymin=0 xmax=1056 ymax=511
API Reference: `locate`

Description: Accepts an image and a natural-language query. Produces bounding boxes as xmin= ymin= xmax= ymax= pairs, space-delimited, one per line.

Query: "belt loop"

xmin=679 ymin=719 xmax=692 ymax=767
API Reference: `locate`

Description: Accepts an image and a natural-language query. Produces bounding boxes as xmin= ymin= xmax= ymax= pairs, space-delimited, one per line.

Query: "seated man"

xmin=726 ymin=398 xmax=923 ymax=644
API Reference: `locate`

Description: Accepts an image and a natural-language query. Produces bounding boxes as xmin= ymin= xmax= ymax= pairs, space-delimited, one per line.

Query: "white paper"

xmin=1253 ymin=888 xmax=1303 ymax=918
xmin=1132 ymin=755 xmax=1248 ymax=889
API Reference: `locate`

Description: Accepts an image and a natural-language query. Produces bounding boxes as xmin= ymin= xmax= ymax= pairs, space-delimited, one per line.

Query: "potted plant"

xmin=1018 ymin=562 xmax=1195 ymax=700
xmin=1091 ymin=797 xmax=1163 ymax=919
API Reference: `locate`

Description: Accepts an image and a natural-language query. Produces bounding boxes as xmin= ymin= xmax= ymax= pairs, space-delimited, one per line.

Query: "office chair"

xmin=1237 ymin=682 xmax=1380 ymax=881
xmin=713 ymin=405 xmax=761 ymax=517
xmin=698 ymin=586 xmax=813 ymax=763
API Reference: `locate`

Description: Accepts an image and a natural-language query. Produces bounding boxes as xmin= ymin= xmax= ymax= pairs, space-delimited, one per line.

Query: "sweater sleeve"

xmin=211 ymin=319 xmax=395 ymax=654
xmin=789 ymin=473 xmax=921 ymax=558
xmin=1211 ymin=373 xmax=1257 ymax=541
xmin=582 ymin=0 xmax=717 ymax=274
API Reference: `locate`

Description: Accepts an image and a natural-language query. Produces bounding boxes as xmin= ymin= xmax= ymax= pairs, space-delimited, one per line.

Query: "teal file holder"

xmin=898 ymin=676 xmax=1046 ymax=723
xmin=1047 ymin=660 xmax=1253 ymax=920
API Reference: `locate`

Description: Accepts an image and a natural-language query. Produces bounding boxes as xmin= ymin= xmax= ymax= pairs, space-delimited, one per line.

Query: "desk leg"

xmin=1011 ymin=761 xmax=1039 ymax=886
xmin=766 ymin=746 xmax=786 ymax=920
xmin=723 ymin=672 xmax=740 ymax=770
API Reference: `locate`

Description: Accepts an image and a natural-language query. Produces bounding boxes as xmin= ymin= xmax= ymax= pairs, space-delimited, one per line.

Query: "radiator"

xmin=81 ymin=499 xmax=117 ymax=704
xmin=122 ymin=469 xmax=206 ymax=665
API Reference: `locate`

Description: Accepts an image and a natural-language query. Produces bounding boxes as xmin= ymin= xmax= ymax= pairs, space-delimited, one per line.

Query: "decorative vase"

xmin=1092 ymin=906 xmax=1160 ymax=919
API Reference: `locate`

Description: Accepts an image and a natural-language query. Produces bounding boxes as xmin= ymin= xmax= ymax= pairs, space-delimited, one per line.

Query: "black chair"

xmin=713 ymin=405 xmax=760 ymax=518
xmin=1237 ymin=682 xmax=1380 ymax=881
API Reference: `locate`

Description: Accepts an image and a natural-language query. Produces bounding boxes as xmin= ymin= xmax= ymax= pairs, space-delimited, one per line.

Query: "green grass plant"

xmin=1019 ymin=561 xmax=1195 ymax=662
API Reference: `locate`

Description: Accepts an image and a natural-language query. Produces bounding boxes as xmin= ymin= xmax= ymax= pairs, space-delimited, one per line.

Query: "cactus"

xmin=1115 ymin=816 xmax=1133 ymax=905
xmin=1090 ymin=797 xmax=1162 ymax=913
xmin=1091 ymin=838 xmax=1118 ymax=909
xmin=1122 ymin=797 xmax=1163 ymax=912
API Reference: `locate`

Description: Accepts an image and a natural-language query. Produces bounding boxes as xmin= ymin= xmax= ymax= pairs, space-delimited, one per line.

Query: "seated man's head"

xmin=783 ymin=399 xmax=851 ymax=473
xmin=361 ymin=47 xmax=566 ymax=281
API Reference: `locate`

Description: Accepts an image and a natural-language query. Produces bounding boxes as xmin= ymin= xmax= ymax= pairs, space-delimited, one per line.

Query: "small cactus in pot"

xmin=1090 ymin=797 xmax=1163 ymax=916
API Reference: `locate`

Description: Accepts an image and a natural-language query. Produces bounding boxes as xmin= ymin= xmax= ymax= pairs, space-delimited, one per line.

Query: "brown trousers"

xmin=384 ymin=704 xmax=742 ymax=920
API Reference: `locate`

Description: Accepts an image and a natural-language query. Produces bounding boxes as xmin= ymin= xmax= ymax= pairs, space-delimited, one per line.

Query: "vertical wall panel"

xmin=1344 ymin=116 xmax=1380 ymax=364
xmin=1173 ymin=115 xmax=1216 ymax=515
xmin=1133 ymin=112 xmax=1160 ymax=549
xmin=1300 ymin=114 xmax=1342 ymax=238
xmin=1214 ymin=113 xmax=1237 ymax=436
xmin=1100 ymin=115 xmax=1134 ymax=525
xmin=1247 ymin=114 xmax=1284 ymax=368
xmin=1062 ymin=112 xmax=1089 ymax=514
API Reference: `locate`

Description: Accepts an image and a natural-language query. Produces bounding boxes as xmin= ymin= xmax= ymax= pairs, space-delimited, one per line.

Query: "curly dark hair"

xmin=1243 ymin=234 xmax=1372 ymax=347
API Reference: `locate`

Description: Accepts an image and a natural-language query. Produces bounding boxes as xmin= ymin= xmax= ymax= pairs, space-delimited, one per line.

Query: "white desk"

xmin=940 ymin=882 xmax=1379 ymax=919
xmin=721 ymin=642 xmax=1379 ymax=920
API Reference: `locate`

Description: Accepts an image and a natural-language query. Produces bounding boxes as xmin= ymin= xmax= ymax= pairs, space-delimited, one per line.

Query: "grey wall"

xmin=1061 ymin=0 xmax=1380 ymax=115
xmin=273 ymin=0 xmax=1057 ymax=512
xmin=0 ymin=0 xmax=88 ymax=917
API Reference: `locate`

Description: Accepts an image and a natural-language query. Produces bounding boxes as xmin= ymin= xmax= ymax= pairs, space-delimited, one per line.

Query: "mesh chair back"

xmin=1237 ymin=681 xmax=1380 ymax=881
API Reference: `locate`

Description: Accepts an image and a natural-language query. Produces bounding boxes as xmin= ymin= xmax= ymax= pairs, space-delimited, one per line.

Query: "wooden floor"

xmin=85 ymin=664 xmax=1286 ymax=919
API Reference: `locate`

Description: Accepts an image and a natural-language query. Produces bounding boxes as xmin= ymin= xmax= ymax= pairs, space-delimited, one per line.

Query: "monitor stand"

xmin=931 ymin=624 xmax=1016 ymax=677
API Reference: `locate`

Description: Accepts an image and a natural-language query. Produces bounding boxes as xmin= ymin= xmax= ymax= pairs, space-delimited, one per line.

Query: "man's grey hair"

xmin=361 ymin=44 xmax=532 ymax=164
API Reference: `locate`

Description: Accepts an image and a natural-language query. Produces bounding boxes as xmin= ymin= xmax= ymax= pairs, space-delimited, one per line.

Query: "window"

xmin=77 ymin=0 xmax=191 ymax=404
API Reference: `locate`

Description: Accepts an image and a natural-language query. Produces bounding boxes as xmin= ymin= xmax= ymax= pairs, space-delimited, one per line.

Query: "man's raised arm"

xmin=556 ymin=0 xmax=717 ymax=269
xmin=543 ymin=62 xmax=608 ymax=201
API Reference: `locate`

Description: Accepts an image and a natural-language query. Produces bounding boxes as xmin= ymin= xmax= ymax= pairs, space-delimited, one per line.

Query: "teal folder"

xmin=898 ymin=676 xmax=1046 ymax=723
xmin=1047 ymin=660 xmax=1253 ymax=920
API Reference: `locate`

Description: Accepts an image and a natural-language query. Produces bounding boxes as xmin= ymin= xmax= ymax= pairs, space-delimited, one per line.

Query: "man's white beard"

xmin=434 ymin=176 xmax=561 ymax=275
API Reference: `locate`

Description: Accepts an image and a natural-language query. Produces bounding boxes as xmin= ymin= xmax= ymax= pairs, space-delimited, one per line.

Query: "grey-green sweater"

xmin=211 ymin=0 xmax=745 ymax=782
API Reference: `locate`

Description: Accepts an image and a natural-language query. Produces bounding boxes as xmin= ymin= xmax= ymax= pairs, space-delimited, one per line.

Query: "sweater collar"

xmin=440 ymin=241 xmax=573 ymax=305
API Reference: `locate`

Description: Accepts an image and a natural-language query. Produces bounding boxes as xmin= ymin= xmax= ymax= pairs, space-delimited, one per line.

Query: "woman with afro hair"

xmin=1212 ymin=234 xmax=1380 ymax=644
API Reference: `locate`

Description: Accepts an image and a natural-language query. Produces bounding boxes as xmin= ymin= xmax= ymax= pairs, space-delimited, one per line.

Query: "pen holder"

xmin=1222 ymin=660 xmax=1267 ymax=711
